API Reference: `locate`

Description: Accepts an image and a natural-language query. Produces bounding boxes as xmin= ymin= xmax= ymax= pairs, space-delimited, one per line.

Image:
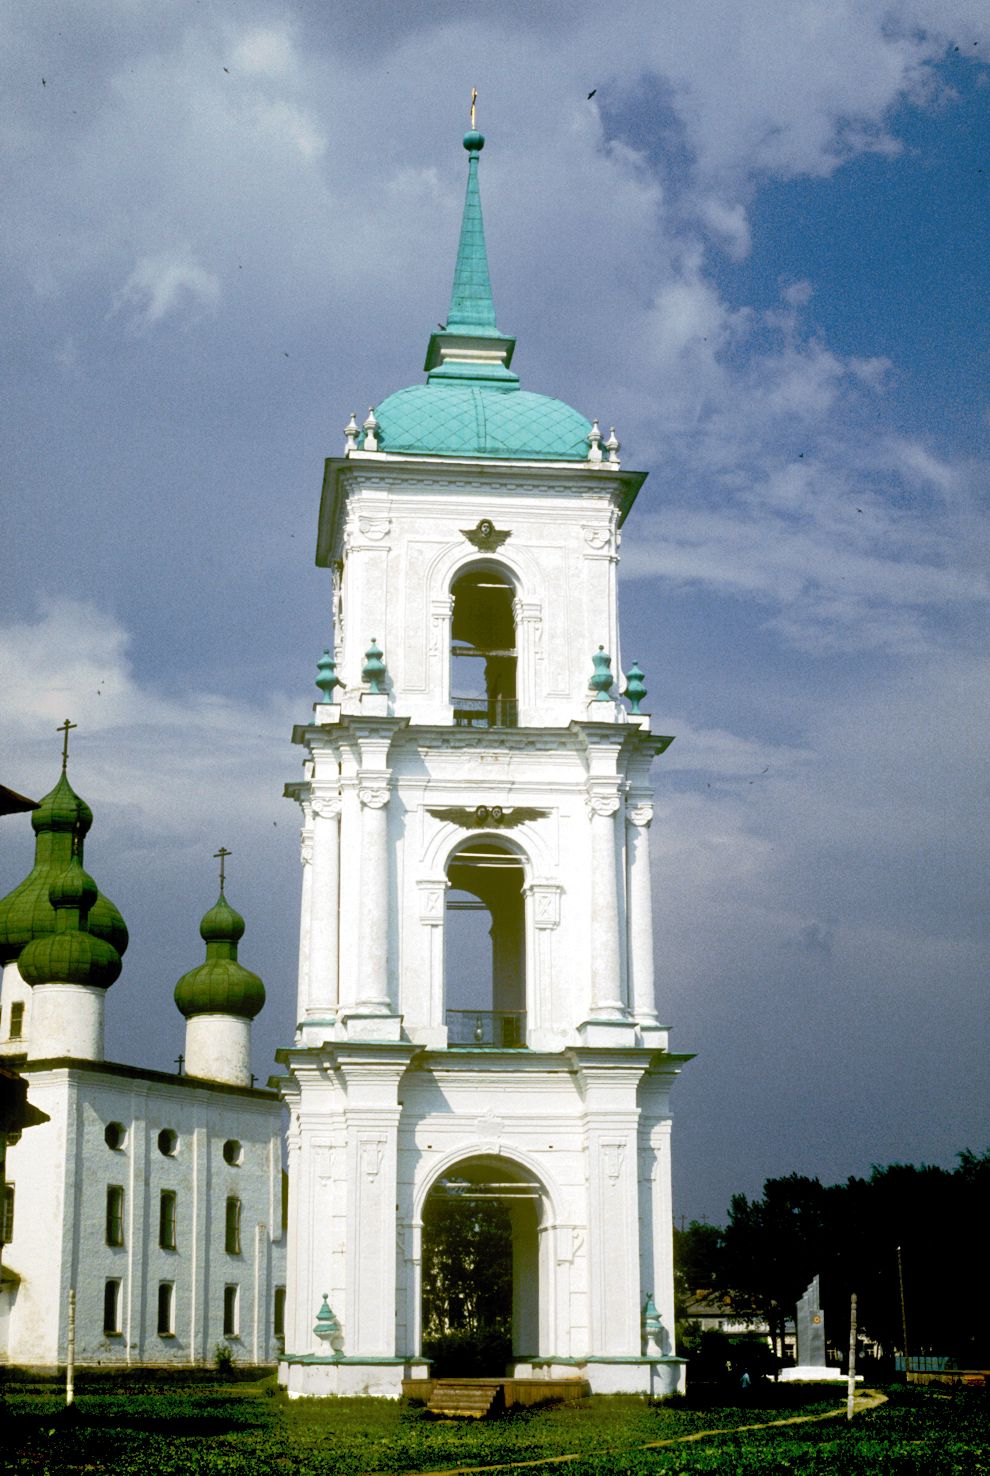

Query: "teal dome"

xmin=369 ymin=384 xmax=592 ymax=461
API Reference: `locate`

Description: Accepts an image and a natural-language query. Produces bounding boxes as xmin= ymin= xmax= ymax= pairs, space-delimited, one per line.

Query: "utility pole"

xmin=846 ymin=1292 xmax=857 ymax=1421
xmin=896 ymin=1245 xmax=910 ymax=1380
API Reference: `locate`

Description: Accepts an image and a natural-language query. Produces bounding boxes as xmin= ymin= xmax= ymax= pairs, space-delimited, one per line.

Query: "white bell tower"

xmin=277 ymin=121 xmax=690 ymax=1399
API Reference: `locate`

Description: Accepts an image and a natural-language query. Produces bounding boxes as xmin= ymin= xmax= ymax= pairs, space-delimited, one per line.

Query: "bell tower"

xmin=277 ymin=120 xmax=690 ymax=1399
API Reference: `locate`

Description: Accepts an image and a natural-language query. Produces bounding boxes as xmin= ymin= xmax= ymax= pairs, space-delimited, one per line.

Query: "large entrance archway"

xmin=420 ymin=1156 xmax=544 ymax=1376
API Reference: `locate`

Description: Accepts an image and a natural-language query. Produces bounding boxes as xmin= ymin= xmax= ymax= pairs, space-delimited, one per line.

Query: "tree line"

xmin=674 ymin=1148 xmax=990 ymax=1368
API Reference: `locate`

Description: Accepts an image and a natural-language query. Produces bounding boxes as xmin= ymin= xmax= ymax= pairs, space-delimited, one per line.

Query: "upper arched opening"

xmin=450 ymin=565 xmax=517 ymax=728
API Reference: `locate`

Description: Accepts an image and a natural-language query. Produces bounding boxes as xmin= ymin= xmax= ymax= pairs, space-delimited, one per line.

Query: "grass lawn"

xmin=1 ymin=1381 xmax=986 ymax=1474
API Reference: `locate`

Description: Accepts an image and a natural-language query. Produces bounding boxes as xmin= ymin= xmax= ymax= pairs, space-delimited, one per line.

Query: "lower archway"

xmin=421 ymin=1157 xmax=543 ymax=1377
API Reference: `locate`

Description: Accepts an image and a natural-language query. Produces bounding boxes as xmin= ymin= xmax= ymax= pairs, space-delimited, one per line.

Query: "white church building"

xmin=0 ymin=759 xmax=286 ymax=1369
xmin=276 ymin=123 xmax=690 ymax=1398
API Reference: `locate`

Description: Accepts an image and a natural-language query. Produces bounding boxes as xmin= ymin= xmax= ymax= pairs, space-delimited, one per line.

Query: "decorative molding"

xmin=627 ymin=805 xmax=654 ymax=828
xmin=583 ymin=526 xmax=611 ymax=551
xmin=358 ymin=786 xmax=390 ymax=810
xmin=357 ymin=515 xmax=390 ymax=541
xmin=312 ymin=796 xmax=342 ymax=821
xmin=359 ymin=1134 xmax=387 ymax=1180
xmin=601 ymin=1140 xmax=625 ymax=1184
xmin=524 ymin=882 xmax=562 ymax=929
xmin=460 ymin=518 xmax=511 ymax=553
xmin=587 ymin=794 xmax=621 ymax=819
xmin=426 ymin=804 xmax=549 ymax=829
xmin=416 ymin=879 xmax=448 ymax=925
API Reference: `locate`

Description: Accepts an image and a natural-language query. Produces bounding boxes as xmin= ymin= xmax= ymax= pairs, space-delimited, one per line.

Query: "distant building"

xmin=0 ymin=760 xmax=285 ymax=1368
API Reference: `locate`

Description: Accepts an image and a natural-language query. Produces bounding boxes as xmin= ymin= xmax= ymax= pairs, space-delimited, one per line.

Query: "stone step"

xmin=426 ymin=1379 xmax=504 ymax=1419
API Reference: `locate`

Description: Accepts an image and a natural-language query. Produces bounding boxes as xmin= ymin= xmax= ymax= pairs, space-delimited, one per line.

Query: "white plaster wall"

xmin=1 ymin=1066 xmax=286 ymax=1368
xmin=185 ymin=1014 xmax=252 ymax=1087
xmin=0 ymin=962 xmax=31 ymax=1059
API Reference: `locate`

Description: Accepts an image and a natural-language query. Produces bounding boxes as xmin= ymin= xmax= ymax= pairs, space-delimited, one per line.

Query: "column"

xmin=307 ymin=794 xmax=341 ymax=1021
xmin=587 ymin=792 xmax=624 ymax=1017
xmin=356 ymin=782 xmax=391 ymax=1011
xmin=627 ymin=804 xmax=659 ymax=1024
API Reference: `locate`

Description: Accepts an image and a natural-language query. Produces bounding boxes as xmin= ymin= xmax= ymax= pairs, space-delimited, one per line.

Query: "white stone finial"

xmin=363 ymin=406 xmax=379 ymax=452
xmin=344 ymin=412 xmax=359 ymax=453
xmin=587 ymin=419 xmax=603 ymax=464
xmin=605 ymin=427 xmax=620 ymax=465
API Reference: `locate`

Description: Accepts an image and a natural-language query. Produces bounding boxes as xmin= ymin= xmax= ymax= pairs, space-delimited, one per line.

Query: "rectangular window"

xmin=103 ymin=1278 xmax=122 ymax=1335
xmin=9 ymin=1001 xmax=24 ymax=1040
xmin=224 ymin=1195 xmax=241 ymax=1255
xmin=273 ymin=1285 xmax=286 ymax=1340
xmin=157 ymin=1281 xmax=174 ymax=1336
xmin=105 ymin=1184 xmax=124 ymax=1247
xmin=223 ymin=1284 xmax=239 ymax=1338
xmin=159 ymin=1189 xmax=177 ymax=1250
xmin=1 ymin=1184 xmax=14 ymax=1245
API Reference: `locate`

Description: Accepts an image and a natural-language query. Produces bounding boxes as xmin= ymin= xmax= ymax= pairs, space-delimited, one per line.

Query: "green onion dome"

xmin=17 ymin=853 xmax=123 ymax=990
xmin=367 ymin=383 xmax=592 ymax=460
xmin=174 ymin=892 xmax=265 ymax=1020
xmin=0 ymin=771 xmax=128 ymax=966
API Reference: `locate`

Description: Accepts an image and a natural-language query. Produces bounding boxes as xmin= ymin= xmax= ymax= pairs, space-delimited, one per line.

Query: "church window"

xmin=104 ymin=1121 xmax=126 ymax=1151
xmin=223 ymin=1284 xmax=239 ymax=1337
xmin=450 ymin=567 xmax=518 ymax=728
xmin=105 ymin=1185 xmax=125 ymax=1247
xmin=273 ymin=1286 xmax=286 ymax=1340
xmin=103 ymin=1279 xmax=122 ymax=1335
xmin=222 ymin=1139 xmax=243 ymax=1166
xmin=159 ymin=1190 xmax=177 ymax=1250
xmin=157 ymin=1128 xmax=178 ymax=1156
xmin=1 ymin=1184 xmax=13 ymax=1245
xmin=157 ymin=1281 xmax=174 ymax=1336
xmin=225 ymin=1196 xmax=242 ymax=1255
xmin=8 ymin=1001 xmax=23 ymax=1040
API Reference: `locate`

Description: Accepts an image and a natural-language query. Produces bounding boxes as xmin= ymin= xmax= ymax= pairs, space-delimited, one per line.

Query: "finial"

xmin=589 ymin=646 xmax=615 ymax=701
xmin=213 ymin=846 xmax=232 ymax=894
xmin=624 ymin=661 xmax=647 ymax=714
xmin=57 ymin=718 xmax=77 ymax=772
xmin=605 ymin=427 xmax=620 ymax=465
xmin=363 ymin=407 xmax=379 ymax=452
xmin=470 ymin=87 xmax=477 ymax=130
xmin=343 ymin=412 xmax=359 ymax=454
xmin=316 ymin=649 xmax=342 ymax=704
xmin=362 ymin=638 xmax=386 ymax=694
xmin=587 ymin=420 xmax=603 ymax=464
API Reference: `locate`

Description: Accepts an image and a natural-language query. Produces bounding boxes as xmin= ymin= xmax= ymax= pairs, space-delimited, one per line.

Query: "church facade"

xmin=277 ymin=125 xmax=690 ymax=1398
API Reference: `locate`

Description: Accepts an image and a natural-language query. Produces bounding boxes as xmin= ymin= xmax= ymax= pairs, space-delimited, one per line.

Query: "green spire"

xmin=174 ymin=860 xmax=265 ymax=1021
xmin=446 ymin=131 xmax=498 ymax=336
xmin=422 ymin=123 xmax=517 ymax=388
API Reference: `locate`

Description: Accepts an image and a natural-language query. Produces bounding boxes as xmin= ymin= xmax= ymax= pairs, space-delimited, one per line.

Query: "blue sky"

xmin=1 ymin=0 xmax=987 ymax=1223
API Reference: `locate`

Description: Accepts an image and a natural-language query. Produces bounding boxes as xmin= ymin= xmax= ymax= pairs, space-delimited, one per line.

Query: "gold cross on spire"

xmin=57 ymin=718 xmax=77 ymax=771
xmin=470 ymin=87 xmax=477 ymax=129
xmin=213 ymin=846 xmax=232 ymax=891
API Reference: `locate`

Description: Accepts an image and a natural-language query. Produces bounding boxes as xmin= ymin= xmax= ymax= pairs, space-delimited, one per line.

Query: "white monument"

xmin=277 ymin=120 xmax=691 ymax=1399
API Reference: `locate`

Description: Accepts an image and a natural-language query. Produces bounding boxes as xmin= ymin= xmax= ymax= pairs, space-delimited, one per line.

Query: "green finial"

xmin=314 ymin=1294 xmax=342 ymax=1354
xmin=624 ymin=661 xmax=647 ymax=714
xmin=315 ymin=649 xmax=341 ymax=704
xmin=643 ymin=1292 xmax=662 ymax=1337
xmin=362 ymin=638 xmax=386 ymax=694
xmin=589 ymin=646 xmax=614 ymax=701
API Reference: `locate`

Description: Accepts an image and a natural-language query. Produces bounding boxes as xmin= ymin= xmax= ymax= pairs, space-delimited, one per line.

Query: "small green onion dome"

xmin=0 ymin=771 xmax=128 ymax=966
xmin=174 ymin=892 xmax=265 ymax=1020
xmin=17 ymin=853 xmax=123 ymax=990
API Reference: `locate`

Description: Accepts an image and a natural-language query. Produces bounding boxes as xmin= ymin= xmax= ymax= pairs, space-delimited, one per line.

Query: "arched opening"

xmin=450 ymin=566 xmax=517 ymax=728
xmin=445 ymin=840 xmax=525 ymax=1047
xmin=421 ymin=1157 xmax=543 ymax=1376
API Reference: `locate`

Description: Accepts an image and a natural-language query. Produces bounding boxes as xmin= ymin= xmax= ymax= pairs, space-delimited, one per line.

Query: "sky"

xmin=1 ymin=0 xmax=987 ymax=1225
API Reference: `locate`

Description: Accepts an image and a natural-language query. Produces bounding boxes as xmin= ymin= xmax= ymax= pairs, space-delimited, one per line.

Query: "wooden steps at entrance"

xmin=412 ymin=1376 xmax=591 ymax=1418
xmin=426 ymin=1379 xmax=504 ymax=1418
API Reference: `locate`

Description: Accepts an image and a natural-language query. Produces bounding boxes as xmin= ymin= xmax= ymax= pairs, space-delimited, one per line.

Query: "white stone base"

xmin=517 ymin=1357 xmax=686 ymax=1397
xmin=778 ymin=1365 xmax=849 ymax=1383
xmin=280 ymin=1357 xmax=428 ymax=1399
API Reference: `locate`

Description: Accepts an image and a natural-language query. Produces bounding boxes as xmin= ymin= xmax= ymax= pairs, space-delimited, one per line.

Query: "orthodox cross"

xmin=174 ymin=1053 xmax=185 ymax=1076
xmin=214 ymin=846 xmax=232 ymax=892
xmin=470 ymin=87 xmax=477 ymax=129
xmin=57 ymin=718 xmax=77 ymax=771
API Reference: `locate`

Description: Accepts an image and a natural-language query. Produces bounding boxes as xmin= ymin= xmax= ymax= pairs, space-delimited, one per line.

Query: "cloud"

xmin=113 ymin=249 xmax=221 ymax=329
